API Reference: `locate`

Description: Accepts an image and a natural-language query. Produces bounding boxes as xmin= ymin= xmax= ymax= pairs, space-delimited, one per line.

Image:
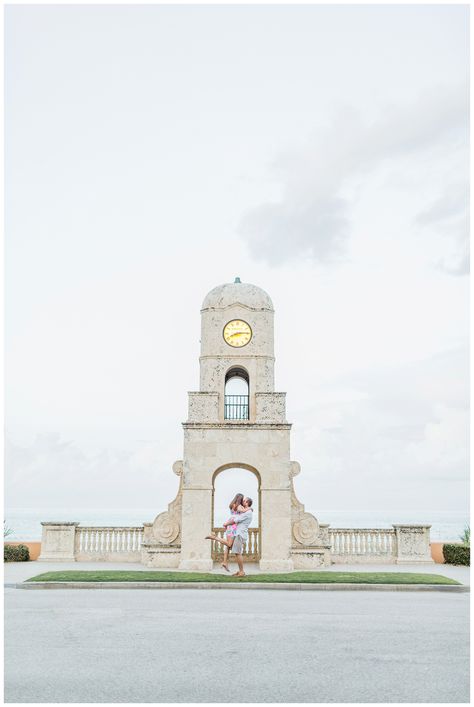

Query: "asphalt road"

xmin=5 ymin=587 xmax=469 ymax=703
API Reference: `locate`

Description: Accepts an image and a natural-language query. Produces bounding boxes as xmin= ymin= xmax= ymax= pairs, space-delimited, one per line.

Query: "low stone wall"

xmin=38 ymin=522 xmax=79 ymax=562
xmin=38 ymin=522 xmax=434 ymax=566
xmin=430 ymin=542 xmax=445 ymax=564
xmin=330 ymin=528 xmax=396 ymax=564
xmin=430 ymin=541 xmax=467 ymax=564
xmin=75 ymin=526 xmax=143 ymax=562
xmin=38 ymin=523 xmax=144 ymax=562
xmin=329 ymin=525 xmax=433 ymax=565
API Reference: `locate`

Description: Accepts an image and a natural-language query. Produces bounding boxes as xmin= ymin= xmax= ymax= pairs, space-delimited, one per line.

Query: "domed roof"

xmin=202 ymin=278 xmax=274 ymax=311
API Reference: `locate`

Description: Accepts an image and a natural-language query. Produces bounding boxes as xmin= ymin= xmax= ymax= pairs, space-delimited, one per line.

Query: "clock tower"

xmin=141 ymin=278 xmax=330 ymax=571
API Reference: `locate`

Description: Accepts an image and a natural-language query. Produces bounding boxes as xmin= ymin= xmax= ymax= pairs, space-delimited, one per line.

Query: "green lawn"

xmin=25 ymin=570 xmax=460 ymax=585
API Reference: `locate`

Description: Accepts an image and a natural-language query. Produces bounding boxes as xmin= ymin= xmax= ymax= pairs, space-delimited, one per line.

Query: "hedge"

xmin=4 ymin=544 xmax=30 ymax=562
xmin=443 ymin=544 xmax=470 ymax=566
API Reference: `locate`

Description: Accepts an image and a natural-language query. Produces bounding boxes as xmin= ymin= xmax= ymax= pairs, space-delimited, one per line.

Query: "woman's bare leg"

xmin=205 ymin=533 xmax=232 ymax=548
xmin=222 ymin=539 xmax=234 ymax=571
xmin=204 ymin=533 xmax=234 ymax=571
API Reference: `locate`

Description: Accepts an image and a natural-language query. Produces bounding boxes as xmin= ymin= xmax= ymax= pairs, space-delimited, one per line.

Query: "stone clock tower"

xmin=141 ymin=278 xmax=330 ymax=571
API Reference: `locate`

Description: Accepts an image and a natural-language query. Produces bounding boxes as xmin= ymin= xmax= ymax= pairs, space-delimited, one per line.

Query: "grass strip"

xmin=25 ymin=570 xmax=460 ymax=585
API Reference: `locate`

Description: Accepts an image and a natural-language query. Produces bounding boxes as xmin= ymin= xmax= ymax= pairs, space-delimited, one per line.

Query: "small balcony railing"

xmin=224 ymin=395 xmax=249 ymax=420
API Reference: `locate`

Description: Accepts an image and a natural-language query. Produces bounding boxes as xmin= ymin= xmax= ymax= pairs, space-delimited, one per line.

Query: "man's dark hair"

xmin=246 ymin=497 xmax=253 ymax=507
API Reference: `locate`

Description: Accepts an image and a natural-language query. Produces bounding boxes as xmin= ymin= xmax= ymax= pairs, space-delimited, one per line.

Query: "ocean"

xmin=4 ymin=507 xmax=469 ymax=543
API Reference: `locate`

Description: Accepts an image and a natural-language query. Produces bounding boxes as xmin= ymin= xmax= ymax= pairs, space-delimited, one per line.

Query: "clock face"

xmin=223 ymin=319 xmax=252 ymax=348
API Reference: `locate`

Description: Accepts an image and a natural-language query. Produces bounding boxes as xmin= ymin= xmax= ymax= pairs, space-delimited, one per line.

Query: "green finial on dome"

xmin=234 ymin=276 xmax=241 ymax=283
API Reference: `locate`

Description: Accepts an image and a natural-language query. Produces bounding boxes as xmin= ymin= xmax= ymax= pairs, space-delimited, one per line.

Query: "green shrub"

xmin=4 ymin=544 xmax=30 ymax=562
xmin=443 ymin=544 xmax=470 ymax=566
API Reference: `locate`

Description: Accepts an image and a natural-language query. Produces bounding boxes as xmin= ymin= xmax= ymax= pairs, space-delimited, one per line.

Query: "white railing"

xmin=75 ymin=526 xmax=144 ymax=560
xmin=211 ymin=527 xmax=260 ymax=561
xmin=330 ymin=528 xmax=396 ymax=559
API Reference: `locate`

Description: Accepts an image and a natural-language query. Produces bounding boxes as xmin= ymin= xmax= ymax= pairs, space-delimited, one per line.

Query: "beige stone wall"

xmin=393 ymin=524 xmax=433 ymax=564
xmin=255 ymin=393 xmax=287 ymax=423
xmin=188 ymin=392 xmax=219 ymax=423
xmin=38 ymin=522 xmax=79 ymax=562
xmin=4 ymin=541 xmax=41 ymax=560
xmin=200 ymin=306 xmax=274 ymax=358
xmin=199 ymin=304 xmax=275 ymax=397
xmin=178 ymin=424 xmax=294 ymax=571
xmin=179 ymin=488 xmax=214 ymax=570
xmin=430 ymin=542 xmax=445 ymax=563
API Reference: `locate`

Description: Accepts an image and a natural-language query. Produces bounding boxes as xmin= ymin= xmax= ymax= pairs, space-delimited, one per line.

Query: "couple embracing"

xmin=206 ymin=493 xmax=253 ymax=577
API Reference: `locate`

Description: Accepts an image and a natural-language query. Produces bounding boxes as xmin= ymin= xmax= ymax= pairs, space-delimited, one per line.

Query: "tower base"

xmin=259 ymin=559 xmax=294 ymax=572
xmin=179 ymin=558 xmax=214 ymax=572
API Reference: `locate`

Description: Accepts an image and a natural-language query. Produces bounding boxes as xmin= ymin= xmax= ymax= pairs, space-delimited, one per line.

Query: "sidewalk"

xmin=4 ymin=560 xmax=470 ymax=585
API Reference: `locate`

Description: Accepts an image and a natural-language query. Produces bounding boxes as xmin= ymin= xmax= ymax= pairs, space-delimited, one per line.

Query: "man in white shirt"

xmin=224 ymin=497 xmax=253 ymax=577
xmin=206 ymin=496 xmax=253 ymax=577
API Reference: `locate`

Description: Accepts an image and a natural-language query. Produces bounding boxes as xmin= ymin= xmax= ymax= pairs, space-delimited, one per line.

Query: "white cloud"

xmin=239 ymin=85 xmax=468 ymax=272
xmin=5 ymin=434 xmax=181 ymax=511
xmin=292 ymin=347 xmax=469 ymax=513
xmin=416 ymin=181 xmax=469 ymax=275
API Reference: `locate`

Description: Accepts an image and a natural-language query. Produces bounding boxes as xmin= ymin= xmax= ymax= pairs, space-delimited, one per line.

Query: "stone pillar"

xmin=38 ymin=522 xmax=79 ymax=562
xmin=259 ymin=489 xmax=294 ymax=572
xmin=393 ymin=524 xmax=434 ymax=564
xmin=179 ymin=489 xmax=213 ymax=571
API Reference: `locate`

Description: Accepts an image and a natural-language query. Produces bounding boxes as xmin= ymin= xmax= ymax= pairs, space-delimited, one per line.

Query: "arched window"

xmin=224 ymin=367 xmax=249 ymax=420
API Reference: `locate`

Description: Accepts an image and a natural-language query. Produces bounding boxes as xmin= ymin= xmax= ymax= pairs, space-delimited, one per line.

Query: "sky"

xmin=5 ymin=4 xmax=469 ymax=520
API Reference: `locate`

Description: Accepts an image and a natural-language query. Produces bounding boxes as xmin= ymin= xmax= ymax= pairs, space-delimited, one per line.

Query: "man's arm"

xmin=233 ymin=509 xmax=252 ymax=524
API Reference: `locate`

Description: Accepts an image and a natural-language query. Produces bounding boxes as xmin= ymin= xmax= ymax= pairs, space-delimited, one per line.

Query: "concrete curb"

xmin=16 ymin=581 xmax=469 ymax=592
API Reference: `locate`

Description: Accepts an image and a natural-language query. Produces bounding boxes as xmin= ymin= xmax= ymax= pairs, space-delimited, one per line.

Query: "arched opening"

xmin=211 ymin=464 xmax=261 ymax=562
xmin=224 ymin=367 xmax=249 ymax=420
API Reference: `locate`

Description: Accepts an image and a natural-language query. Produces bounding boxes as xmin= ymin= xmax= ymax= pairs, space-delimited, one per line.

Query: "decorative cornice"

xmin=199 ymin=355 xmax=275 ymax=360
xmin=182 ymin=422 xmax=292 ymax=430
xmin=201 ymin=302 xmax=274 ymax=313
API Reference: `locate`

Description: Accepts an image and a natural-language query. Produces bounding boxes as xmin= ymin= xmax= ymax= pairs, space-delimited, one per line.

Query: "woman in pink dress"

xmin=206 ymin=493 xmax=245 ymax=572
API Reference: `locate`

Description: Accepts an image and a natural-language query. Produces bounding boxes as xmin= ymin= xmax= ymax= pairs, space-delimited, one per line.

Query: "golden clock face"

xmin=223 ymin=319 xmax=252 ymax=347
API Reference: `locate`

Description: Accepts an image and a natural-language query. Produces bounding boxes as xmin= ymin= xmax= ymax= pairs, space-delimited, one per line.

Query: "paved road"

xmin=5 ymin=587 xmax=469 ymax=703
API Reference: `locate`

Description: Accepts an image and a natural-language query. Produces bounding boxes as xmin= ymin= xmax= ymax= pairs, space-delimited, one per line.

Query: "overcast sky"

xmin=5 ymin=4 xmax=469 ymax=519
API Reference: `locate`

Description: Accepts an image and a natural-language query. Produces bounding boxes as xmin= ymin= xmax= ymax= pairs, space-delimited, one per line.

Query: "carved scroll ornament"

xmin=292 ymin=512 xmax=320 ymax=546
xmin=151 ymin=460 xmax=183 ymax=546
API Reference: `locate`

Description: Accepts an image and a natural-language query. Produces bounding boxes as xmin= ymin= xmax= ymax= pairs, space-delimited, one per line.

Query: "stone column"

xmin=38 ymin=522 xmax=79 ymax=562
xmin=393 ymin=524 xmax=434 ymax=564
xmin=179 ymin=489 xmax=213 ymax=571
xmin=259 ymin=489 xmax=294 ymax=572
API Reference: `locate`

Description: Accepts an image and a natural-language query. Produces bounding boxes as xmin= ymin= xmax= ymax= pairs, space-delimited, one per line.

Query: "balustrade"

xmin=211 ymin=527 xmax=260 ymax=561
xmin=38 ymin=522 xmax=431 ymax=565
xmin=75 ymin=526 xmax=143 ymax=560
xmin=329 ymin=528 xmax=396 ymax=559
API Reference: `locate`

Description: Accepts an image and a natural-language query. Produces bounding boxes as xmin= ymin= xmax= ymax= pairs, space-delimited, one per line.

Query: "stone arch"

xmin=224 ymin=364 xmax=250 ymax=382
xmin=211 ymin=463 xmax=262 ymax=557
xmin=212 ymin=461 xmax=261 ymax=486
